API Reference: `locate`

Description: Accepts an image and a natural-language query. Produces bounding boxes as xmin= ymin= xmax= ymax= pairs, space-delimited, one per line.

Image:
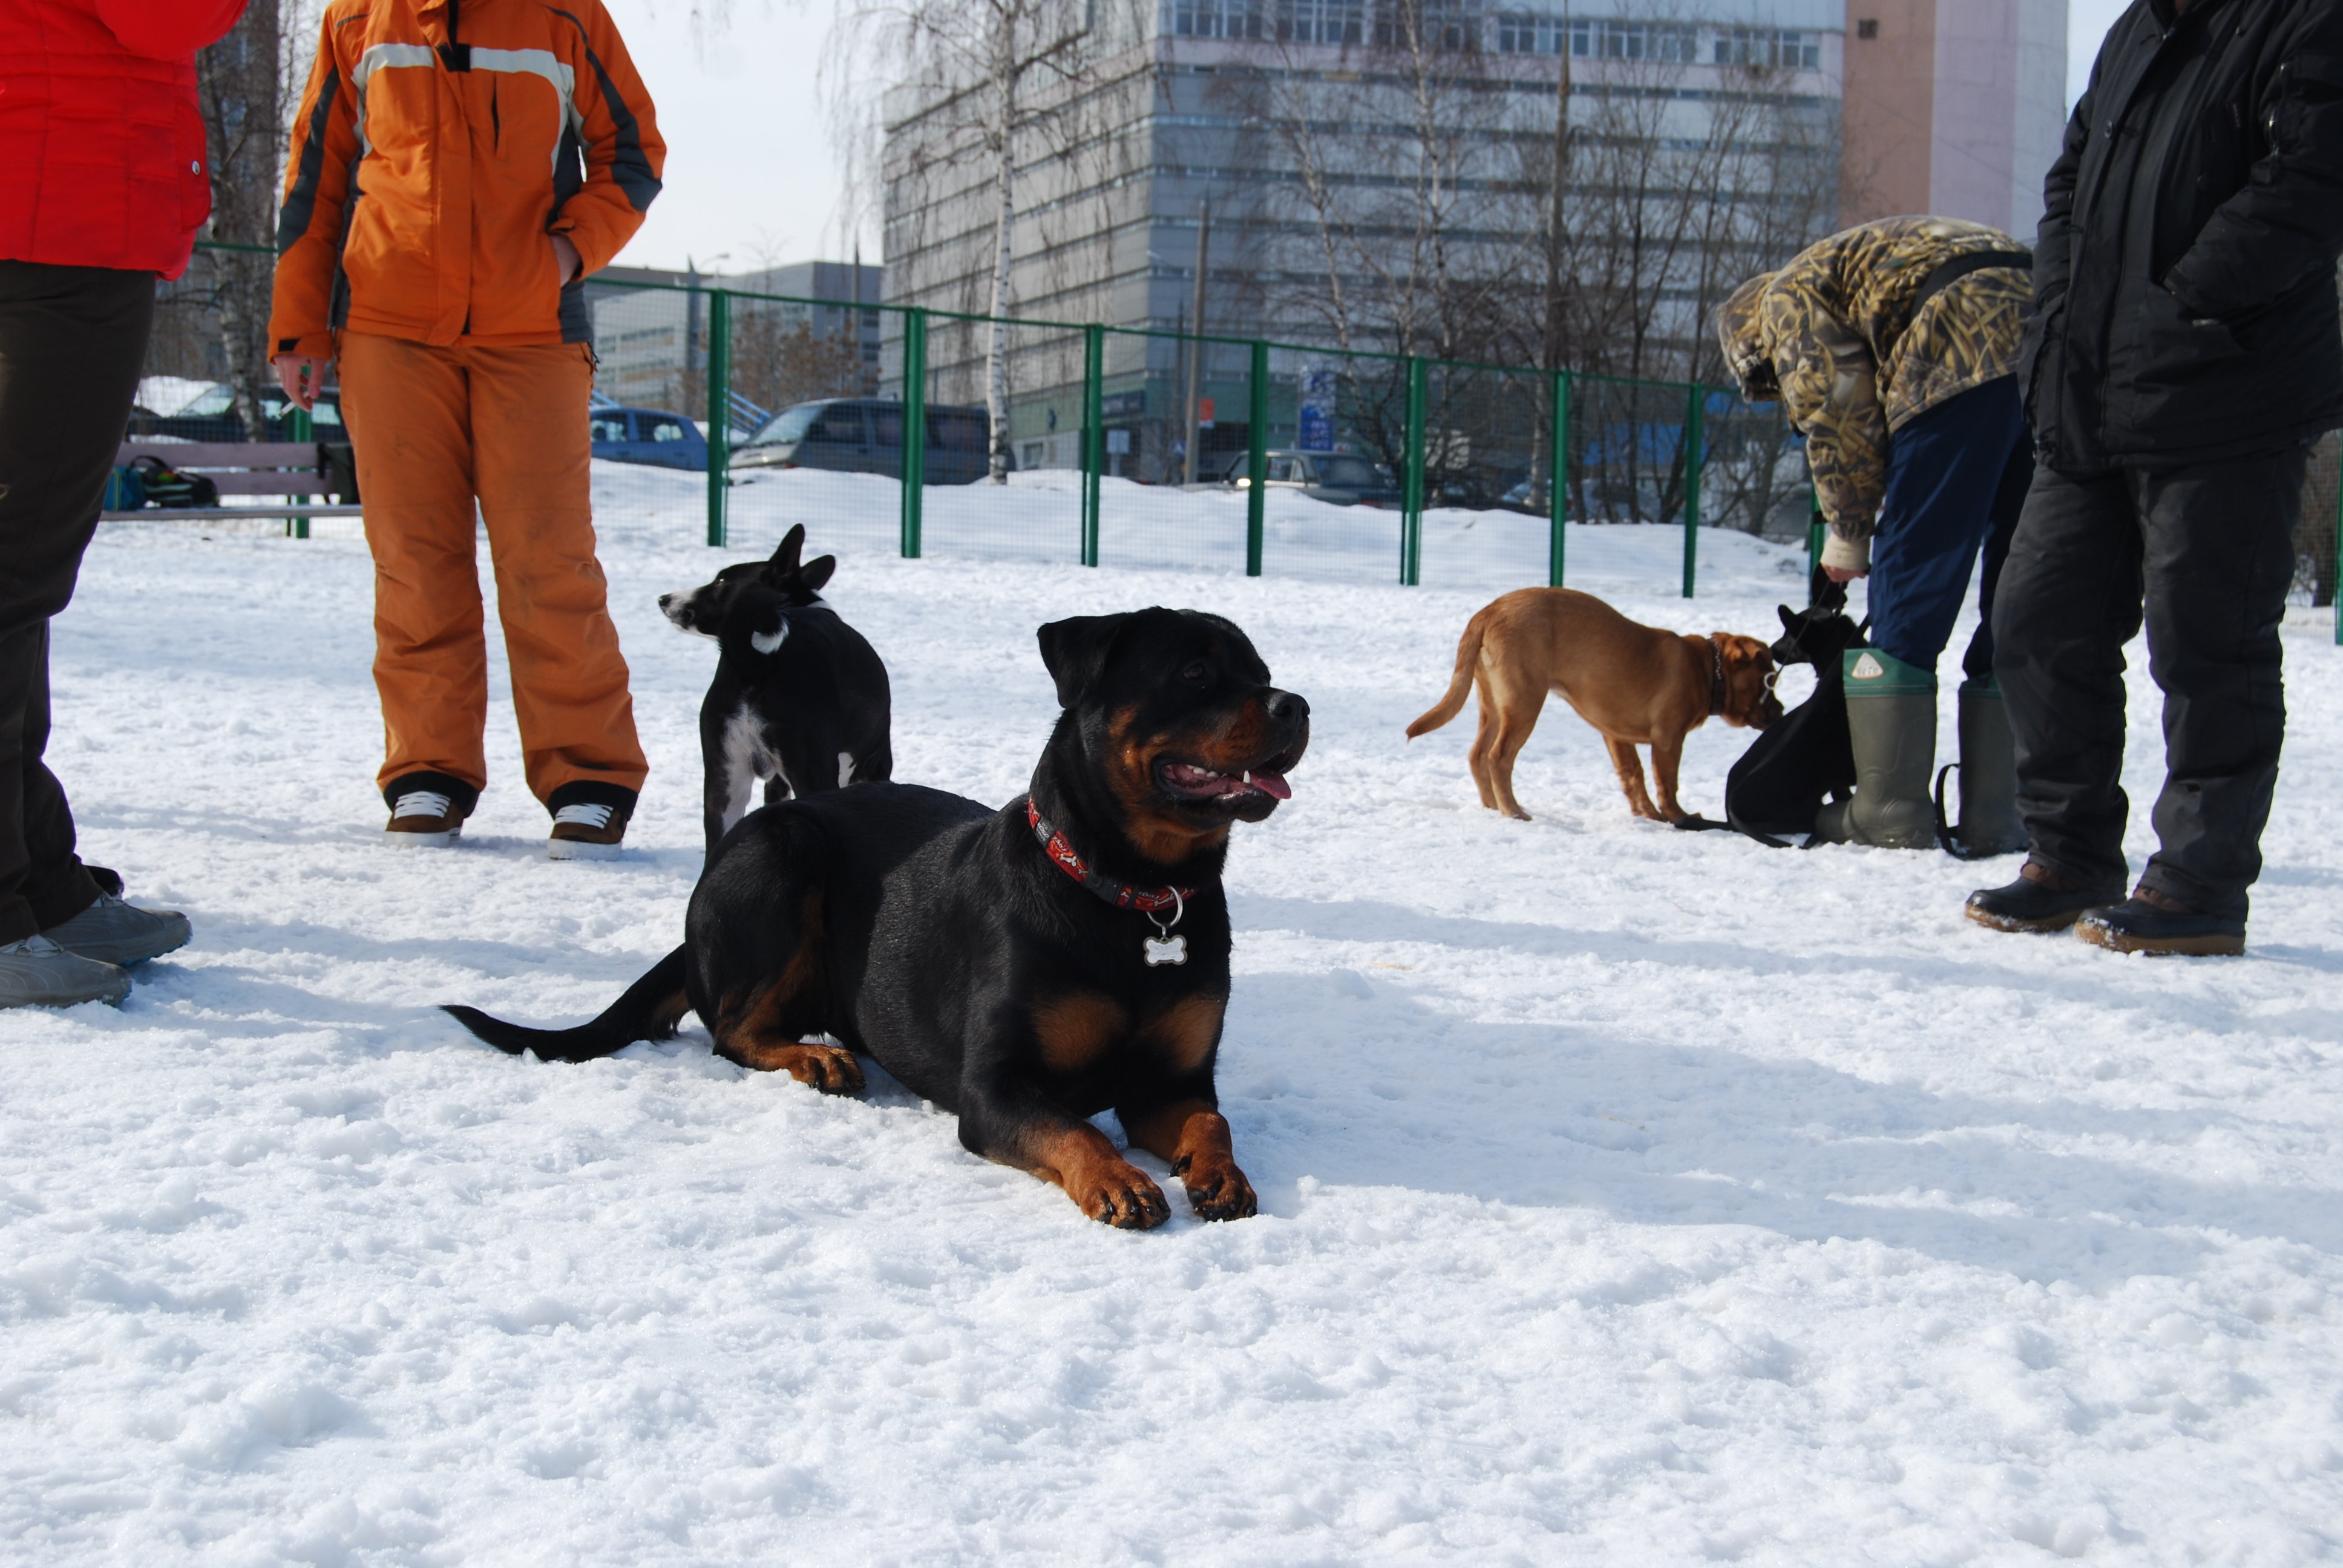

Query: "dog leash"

xmin=1026 ymin=799 xmax=1197 ymax=966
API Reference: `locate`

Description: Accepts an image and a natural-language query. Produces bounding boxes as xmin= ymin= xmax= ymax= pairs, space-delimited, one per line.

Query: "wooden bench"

xmin=105 ymin=441 xmax=360 ymax=526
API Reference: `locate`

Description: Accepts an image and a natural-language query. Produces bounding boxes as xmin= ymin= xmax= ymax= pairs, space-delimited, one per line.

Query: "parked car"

xmin=127 ymin=382 xmax=346 ymax=443
xmin=730 ymin=398 xmax=1006 ymax=485
xmin=590 ymin=405 xmax=708 ymax=471
xmin=1217 ymin=448 xmax=1398 ymax=508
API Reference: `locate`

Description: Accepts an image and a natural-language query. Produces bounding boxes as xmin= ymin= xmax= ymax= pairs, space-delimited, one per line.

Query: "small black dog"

xmin=1720 ymin=570 xmax=1865 ymax=844
xmin=658 ymin=525 xmax=892 ymax=859
xmin=447 ymin=608 xmax=1309 ymax=1230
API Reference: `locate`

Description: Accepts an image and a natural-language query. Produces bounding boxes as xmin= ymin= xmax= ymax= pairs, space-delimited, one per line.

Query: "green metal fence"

xmin=578 ymin=274 xmax=1815 ymax=598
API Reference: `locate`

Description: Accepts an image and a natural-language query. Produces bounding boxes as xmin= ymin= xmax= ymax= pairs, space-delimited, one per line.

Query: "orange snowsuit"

xmin=270 ymin=0 xmax=663 ymax=816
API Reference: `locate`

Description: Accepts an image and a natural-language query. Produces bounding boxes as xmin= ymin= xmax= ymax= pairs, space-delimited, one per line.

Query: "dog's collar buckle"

xmin=1027 ymin=799 xmax=1196 ymax=962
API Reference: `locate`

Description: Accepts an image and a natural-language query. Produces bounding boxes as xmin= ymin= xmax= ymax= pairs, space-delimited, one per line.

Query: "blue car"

xmin=591 ymin=405 xmax=708 ymax=471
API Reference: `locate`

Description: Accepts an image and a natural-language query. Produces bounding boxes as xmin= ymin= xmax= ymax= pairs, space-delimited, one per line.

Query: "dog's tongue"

xmin=1245 ymin=769 xmax=1293 ymax=801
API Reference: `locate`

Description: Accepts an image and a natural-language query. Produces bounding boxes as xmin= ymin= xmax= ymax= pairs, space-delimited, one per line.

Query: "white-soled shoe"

xmin=546 ymin=802 xmax=628 ymax=861
xmin=0 ymin=935 xmax=130 ymax=1008
xmin=386 ymin=789 xmax=466 ymax=848
xmin=42 ymin=892 xmax=191 ymax=965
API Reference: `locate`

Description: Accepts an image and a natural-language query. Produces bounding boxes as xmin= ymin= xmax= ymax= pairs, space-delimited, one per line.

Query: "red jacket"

xmin=0 ymin=0 xmax=249 ymax=279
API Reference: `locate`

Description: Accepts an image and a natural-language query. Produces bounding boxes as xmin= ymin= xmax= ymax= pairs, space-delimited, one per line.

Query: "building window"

xmin=1567 ymin=19 xmax=1699 ymax=64
xmin=1494 ymin=11 xmax=1564 ymax=55
xmin=1172 ymin=0 xmax=1264 ymax=39
xmin=1856 ymin=18 xmax=1878 ymax=39
xmin=1275 ymin=0 xmax=1363 ymax=44
xmin=1374 ymin=0 xmax=1484 ymax=51
xmin=1714 ymin=27 xmax=1821 ymax=69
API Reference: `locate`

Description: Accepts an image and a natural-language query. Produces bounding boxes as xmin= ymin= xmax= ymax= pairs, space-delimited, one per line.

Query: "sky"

xmin=610 ymin=0 xmax=2147 ymax=275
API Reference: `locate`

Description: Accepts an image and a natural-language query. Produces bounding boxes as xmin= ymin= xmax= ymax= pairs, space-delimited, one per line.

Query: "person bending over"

xmin=1968 ymin=0 xmax=2343 ymax=956
xmin=272 ymin=0 xmax=665 ymax=858
xmin=1717 ymin=216 xmax=2036 ymax=852
xmin=0 ymin=0 xmax=244 ymax=1008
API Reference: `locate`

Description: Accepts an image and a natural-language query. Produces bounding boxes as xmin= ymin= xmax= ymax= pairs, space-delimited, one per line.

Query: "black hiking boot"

xmin=1965 ymin=861 xmax=2124 ymax=933
xmin=2076 ymin=889 xmax=2246 ymax=958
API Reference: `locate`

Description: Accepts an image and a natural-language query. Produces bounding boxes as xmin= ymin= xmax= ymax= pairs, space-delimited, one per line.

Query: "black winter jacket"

xmin=2026 ymin=0 xmax=2343 ymax=470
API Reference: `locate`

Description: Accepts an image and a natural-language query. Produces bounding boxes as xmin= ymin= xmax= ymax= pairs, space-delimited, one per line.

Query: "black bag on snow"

xmin=128 ymin=454 xmax=221 ymax=509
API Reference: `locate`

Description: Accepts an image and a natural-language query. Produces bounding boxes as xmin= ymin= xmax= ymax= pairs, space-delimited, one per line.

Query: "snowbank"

xmin=2 ymin=471 xmax=2339 ymax=1564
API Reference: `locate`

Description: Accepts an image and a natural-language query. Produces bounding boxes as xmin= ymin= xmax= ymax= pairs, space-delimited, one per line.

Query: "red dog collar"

xmin=1026 ymin=799 xmax=1195 ymax=915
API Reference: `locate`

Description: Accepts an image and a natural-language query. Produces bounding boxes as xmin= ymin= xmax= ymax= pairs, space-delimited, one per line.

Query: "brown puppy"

xmin=1407 ymin=587 xmax=1781 ymax=822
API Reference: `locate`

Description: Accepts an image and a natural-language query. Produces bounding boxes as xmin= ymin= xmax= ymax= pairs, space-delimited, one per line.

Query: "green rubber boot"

xmin=1813 ymin=647 xmax=1939 ymax=849
xmin=1943 ymin=678 xmax=2027 ymax=858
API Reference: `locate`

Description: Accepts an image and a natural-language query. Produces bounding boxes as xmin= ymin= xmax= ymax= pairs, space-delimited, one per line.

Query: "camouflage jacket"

xmin=1716 ymin=217 xmax=2032 ymax=567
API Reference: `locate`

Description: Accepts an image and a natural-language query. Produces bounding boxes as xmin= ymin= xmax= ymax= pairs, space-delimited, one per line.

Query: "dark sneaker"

xmin=42 ymin=892 xmax=191 ymax=965
xmin=1965 ymin=861 xmax=2125 ymax=933
xmin=2076 ymin=894 xmax=2246 ymax=957
xmin=387 ymin=788 xmax=467 ymax=847
xmin=0 ymin=935 xmax=130 ymax=1008
xmin=547 ymin=801 xmax=629 ymax=861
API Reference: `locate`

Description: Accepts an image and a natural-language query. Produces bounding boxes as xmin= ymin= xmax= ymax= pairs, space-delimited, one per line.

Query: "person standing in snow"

xmin=270 ymin=0 xmax=664 ymax=858
xmin=1717 ymin=217 xmax=2036 ymax=852
xmin=0 ymin=1 xmax=238 ymax=1009
xmin=1966 ymin=0 xmax=2343 ymax=956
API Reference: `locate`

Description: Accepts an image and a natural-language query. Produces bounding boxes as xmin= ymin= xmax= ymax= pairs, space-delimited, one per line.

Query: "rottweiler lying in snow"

xmin=446 ymin=609 xmax=1309 ymax=1229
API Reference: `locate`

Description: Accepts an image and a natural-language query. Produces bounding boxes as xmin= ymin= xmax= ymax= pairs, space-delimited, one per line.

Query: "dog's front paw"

xmin=1075 ymin=1163 xmax=1172 ymax=1229
xmin=1174 ymin=1151 xmax=1257 ymax=1221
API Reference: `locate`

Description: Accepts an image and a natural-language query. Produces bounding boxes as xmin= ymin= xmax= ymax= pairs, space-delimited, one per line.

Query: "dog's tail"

xmin=444 ymin=946 xmax=691 ymax=1063
xmin=1405 ymin=609 xmax=1491 ymax=739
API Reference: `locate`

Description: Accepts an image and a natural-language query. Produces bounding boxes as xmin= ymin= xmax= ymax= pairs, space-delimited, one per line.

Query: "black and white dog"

xmin=659 ymin=525 xmax=893 ymax=860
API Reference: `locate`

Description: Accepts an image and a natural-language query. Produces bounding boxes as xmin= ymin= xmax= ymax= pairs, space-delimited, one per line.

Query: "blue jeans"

xmin=1866 ymin=377 xmax=2033 ymax=680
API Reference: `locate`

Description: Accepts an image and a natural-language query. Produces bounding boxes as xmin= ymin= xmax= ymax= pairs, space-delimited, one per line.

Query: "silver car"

xmin=1219 ymin=449 xmax=1398 ymax=508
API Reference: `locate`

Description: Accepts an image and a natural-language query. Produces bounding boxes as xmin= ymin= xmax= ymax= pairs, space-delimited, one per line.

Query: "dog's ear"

xmin=798 ymin=554 xmax=836 ymax=592
xmin=1037 ymin=613 xmax=1133 ymax=709
xmin=768 ymin=524 xmax=806 ymax=575
xmin=1778 ymin=604 xmax=1798 ymax=630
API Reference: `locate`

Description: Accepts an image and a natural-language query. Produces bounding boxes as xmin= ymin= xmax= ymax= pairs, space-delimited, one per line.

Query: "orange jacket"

xmin=270 ymin=0 xmax=663 ymax=356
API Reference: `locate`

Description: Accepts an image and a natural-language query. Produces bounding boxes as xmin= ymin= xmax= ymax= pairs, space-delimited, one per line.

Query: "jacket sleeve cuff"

xmin=1821 ymin=531 xmax=1870 ymax=574
xmin=272 ymin=333 xmax=336 ymax=361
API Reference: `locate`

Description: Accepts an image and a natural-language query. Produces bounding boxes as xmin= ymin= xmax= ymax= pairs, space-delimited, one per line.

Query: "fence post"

xmin=1401 ymin=355 xmax=1426 ymax=586
xmin=1246 ymin=339 xmax=1269 ymax=577
xmin=1081 ymin=323 xmax=1103 ymax=568
xmin=286 ymin=405 xmax=313 ymax=540
xmin=1681 ymin=380 xmax=1704 ymax=598
xmin=705 ymin=288 xmax=730 ymax=549
xmin=1548 ymin=370 xmax=1570 ymax=588
xmin=899 ymin=309 xmax=926 ymax=559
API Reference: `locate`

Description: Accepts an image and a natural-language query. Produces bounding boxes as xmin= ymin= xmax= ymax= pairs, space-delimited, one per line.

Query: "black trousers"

xmin=1992 ymin=448 xmax=2305 ymax=919
xmin=0 ymin=261 xmax=155 ymax=943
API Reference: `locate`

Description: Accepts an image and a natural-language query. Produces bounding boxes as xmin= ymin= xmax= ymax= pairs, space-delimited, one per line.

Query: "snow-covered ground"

xmin=4 ymin=467 xmax=2341 ymax=1566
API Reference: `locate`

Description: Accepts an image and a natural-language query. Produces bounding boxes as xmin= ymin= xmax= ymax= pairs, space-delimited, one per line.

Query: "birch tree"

xmin=829 ymin=0 xmax=1128 ymax=480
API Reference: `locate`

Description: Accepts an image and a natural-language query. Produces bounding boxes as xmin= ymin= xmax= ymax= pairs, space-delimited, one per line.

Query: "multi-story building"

xmin=1840 ymin=0 xmax=2068 ymax=239
xmin=879 ymin=1 xmax=1852 ymax=481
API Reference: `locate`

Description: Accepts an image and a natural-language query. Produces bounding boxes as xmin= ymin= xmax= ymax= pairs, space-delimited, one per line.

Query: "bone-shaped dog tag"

xmin=1143 ymin=935 xmax=1187 ymax=966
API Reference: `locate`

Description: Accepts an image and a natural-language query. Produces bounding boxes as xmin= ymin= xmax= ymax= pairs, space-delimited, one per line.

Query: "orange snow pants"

xmin=337 ymin=332 xmax=646 ymax=808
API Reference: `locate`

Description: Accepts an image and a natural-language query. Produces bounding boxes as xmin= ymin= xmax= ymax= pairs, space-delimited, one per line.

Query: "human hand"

xmin=552 ymin=232 xmax=582 ymax=285
xmin=1823 ymin=565 xmax=1866 ymax=584
xmin=273 ymin=353 xmax=329 ymax=412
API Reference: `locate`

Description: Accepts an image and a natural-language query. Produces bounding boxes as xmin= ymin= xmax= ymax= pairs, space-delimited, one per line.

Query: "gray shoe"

xmin=42 ymin=892 xmax=192 ymax=966
xmin=0 ymin=935 xmax=131 ymax=1008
